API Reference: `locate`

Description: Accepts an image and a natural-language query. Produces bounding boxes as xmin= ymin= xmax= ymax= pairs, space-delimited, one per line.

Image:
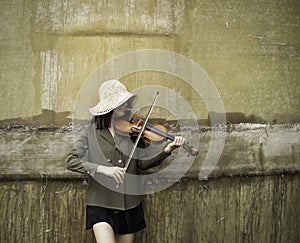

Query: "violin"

xmin=115 ymin=114 xmax=199 ymax=156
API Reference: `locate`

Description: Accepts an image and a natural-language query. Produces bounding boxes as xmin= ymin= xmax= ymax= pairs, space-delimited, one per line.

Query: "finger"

xmin=112 ymin=174 xmax=119 ymax=183
xmin=171 ymin=137 xmax=178 ymax=145
xmin=179 ymin=137 xmax=186 ymax=145
xmin=174 ymin=136 xmax=184 ymax=146
xmin=111 ymin=169 xmax=119 ymax=183
xmin=117 ymin=168 xmax=125 ymax=183
xmin=118 ymin=174 xmax=124 ymax=184
xmin=114 ymin=173 xmax=123 ymax=184
xmin=119 ymin=169 xmax=125 ymax=179
xmin=117 ymin=167 xmax=125 ymax=174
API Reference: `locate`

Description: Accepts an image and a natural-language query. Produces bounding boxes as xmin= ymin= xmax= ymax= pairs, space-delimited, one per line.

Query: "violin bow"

xmin=116 ymin=92 xmax=159 ymax=188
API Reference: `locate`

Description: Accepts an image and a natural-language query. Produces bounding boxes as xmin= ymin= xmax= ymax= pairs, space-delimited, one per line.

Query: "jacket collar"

xmin=98 ymin=127 xmax=115 ymax=145
xmin=95 ymin=123 xmax=131 ymax=154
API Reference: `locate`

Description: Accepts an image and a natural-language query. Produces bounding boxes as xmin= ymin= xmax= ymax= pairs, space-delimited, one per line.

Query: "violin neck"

xmin=146 ymin=123 xmax=174 ymax=141
xmin=145 ymin=123 xmax=199 ymax=156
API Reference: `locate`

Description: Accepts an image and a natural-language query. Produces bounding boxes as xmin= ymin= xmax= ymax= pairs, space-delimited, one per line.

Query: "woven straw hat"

xmin=89 ymin=80 xmax=137 ymax=116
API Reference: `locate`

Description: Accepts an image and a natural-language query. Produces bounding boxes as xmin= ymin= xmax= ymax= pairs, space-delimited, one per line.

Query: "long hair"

xmin=95 ymin=110 xmax=114 ymax=129
xmin=94 ymin=97 xmax=135 ymax=130
xmin=95 ymin=108 xmax=146 ymax=147
xmin=94 ymin=109 xmax=132 ymax=130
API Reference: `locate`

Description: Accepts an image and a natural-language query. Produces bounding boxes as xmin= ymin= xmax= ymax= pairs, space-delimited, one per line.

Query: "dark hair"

xmin=95 ymin=110 xmax=114 ymax=129
xmin=94 ymin=98 xmax=134 ymax=130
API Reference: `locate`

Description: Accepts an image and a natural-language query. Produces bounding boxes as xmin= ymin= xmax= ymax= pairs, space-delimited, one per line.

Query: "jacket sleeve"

xmin=137 ymin=150 xmax=171 ymax=171
xmin=66 ymin=126 xmax=99 ymax=176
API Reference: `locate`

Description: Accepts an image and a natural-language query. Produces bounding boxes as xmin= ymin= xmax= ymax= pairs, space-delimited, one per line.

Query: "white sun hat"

xmin=89 ymin=80 xmax=137 ymax=116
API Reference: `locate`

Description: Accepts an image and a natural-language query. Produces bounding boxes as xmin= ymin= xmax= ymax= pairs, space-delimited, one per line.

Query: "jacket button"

xmin=118 ymin=159 xmax=122 ymax=164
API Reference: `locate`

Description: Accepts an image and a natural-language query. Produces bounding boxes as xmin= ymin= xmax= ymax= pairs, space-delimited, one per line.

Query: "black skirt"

xmin=86 ymin=203 xmax=146 ymax=234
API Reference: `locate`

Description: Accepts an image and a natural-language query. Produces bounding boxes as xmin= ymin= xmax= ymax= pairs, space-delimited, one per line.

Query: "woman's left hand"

xmin=164 ymin=136 xmax=185 ymax=154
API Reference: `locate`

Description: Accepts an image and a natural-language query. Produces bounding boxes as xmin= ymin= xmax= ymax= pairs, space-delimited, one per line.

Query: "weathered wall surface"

xmin=0 ymin=175 xmax=299 ymax=243
xmin=0 ymin=124 xmax=299 ymax=242
xmin=0 ymin=124 xmax=299 ymax=179
xmin=0 ymin=0 xmax=299 ymax=124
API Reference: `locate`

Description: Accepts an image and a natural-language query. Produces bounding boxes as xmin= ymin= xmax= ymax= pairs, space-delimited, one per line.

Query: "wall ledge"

xmin=0 ymin=123 xmax=299 ymax=182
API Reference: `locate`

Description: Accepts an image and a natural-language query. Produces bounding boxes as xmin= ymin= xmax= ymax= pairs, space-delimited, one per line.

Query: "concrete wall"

xmin=0 ymin=124 xmax=299 ymax=242
xmin=0 ymin=0 xmax=299 ymax=124
xmin=1 ymin=175 xmax=299 ymax=243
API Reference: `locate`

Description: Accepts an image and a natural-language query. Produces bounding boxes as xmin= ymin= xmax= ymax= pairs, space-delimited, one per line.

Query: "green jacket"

xmin=66 ymin=120 xmax=171 ymax=210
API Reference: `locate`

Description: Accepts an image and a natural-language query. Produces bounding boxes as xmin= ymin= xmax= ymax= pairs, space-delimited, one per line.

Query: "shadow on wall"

xmin=0 ymin=109 xmax=72 ymax=128
xmin=209 ymin=112 xmax=300 ymax=125
xmin=0 ymin=110 xmax=300 ymax=128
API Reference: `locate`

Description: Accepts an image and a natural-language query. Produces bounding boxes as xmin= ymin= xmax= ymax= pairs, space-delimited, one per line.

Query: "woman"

xmin=67 ymin=80 xmax=184 ymax=243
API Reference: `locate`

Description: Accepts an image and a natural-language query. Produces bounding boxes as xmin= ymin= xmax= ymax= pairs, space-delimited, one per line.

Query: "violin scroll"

xmin=182 ymin=143 xmax=199 ymax=156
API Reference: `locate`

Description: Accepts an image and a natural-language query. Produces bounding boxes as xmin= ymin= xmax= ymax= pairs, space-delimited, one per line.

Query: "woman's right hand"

xmin=96 ymin=165 xmax=126 ymax=184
